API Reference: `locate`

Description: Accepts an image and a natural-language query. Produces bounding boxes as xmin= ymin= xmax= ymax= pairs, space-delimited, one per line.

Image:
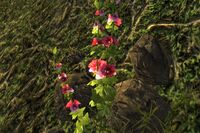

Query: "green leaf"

xmin=95 ymin=85 xmax=104 ymax=96
xmin=114 ymin=25 xmax=119 ymax=30
xmin=104 ymin=86 xmax=116 ymax=101
xmin=101 ymin=46 xmax=121 ymax=59
xmin=89 ymin=100 xmax=96 ymax=107
xmin=70 ymin=107 xmax=85 ymax=120
xmin=91 ymin=90 xmax=103 ymax=103
xmin=96 ymin=103 xmax=111 ymax=117
xmin=81 ymin=113 xmax=90 ymax=125
xmin=87 ymin=80 xmax=99 ymax=86
xmin=53 ymin=47 xmax=57 ymax=55
xmin=105 ymin=23 xmax=113 ymax=30
xmin=75 ymin=121 xmax=83 ymax=133
xmin=101 ymin=77 xmax=118 ymax=86
xmin=90 ymin=50 xmax=95 ymax=55
xmin=94 ymin=0 xmax=100 ymax=9
xmin=94 ymin=0 xmax=103 ymax=9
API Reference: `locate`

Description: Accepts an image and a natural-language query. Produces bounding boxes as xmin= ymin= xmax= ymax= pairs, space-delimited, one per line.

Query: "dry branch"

xmin=147 ymin=19 xmax=200 ymax=30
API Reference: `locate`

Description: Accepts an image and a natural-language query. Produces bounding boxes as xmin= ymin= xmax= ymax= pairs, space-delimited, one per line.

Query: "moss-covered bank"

xmin=0 ymin=0 xmax=200 ymax=132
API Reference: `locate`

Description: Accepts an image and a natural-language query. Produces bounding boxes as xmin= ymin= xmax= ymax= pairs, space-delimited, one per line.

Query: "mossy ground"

xmin=0 ymin=0 xmax=200 ymax=132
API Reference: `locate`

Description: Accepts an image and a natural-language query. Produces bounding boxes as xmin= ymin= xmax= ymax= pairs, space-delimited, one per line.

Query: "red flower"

xmin=95 ymin=10 xmax=104 ymax=16
xmin=115 ymin=18 xmax=122 ymax=27
xmin=66 ymin=99 xmax=81 ymax=112
xmin=88 ymin=59 xmax=107 ymax=73
xmin=100 ymin=64 xmax=116 ymax=77
xmin=102 ymin=36 xmax=118 ymax=47
xmin=62 ymin=84 xmax=74 ymax=94
xmin=55 ymin=63 xmax=62 ymax=70
xmin=92 ymin=38 xmax=102 ymax=46
xmin=107 ymin=14 xmax=122 ymax=27
xmin=58 ymin=72 xmax=67 ymax=82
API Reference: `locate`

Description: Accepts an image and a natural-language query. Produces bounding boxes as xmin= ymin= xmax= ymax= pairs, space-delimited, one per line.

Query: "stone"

xmin=110 ymin=79 xmax=170 ymax=133
xmin=110 ymin=35 xmax=173 ymax=132
xmin=125 ymin=35 xmax=173 ymax=85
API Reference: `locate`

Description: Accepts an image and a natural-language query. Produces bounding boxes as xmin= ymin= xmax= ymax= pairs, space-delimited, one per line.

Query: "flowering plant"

xmin=54 ymin=0 xmax=122 ymax=132
xmin=84 ymin=0 xmax=121 ymax=131
xmin=54 ymin=62 xmax=90 ymax=133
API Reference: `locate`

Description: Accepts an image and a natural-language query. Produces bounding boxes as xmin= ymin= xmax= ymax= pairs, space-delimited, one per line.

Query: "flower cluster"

xmin=55 ymin=63 xmax=80 ymax=112
xmin=89 ymin=0 xmax=121 ymax=79
xmin=95 ymin=10 xmax=104 ymax=16
xmin=92 ymin=36 xmax=118 ymax=47
xmin=106 ymin=14 xmax=122 ymax=29
xmin=92 ymin=5 xmax=122 ymax=48
xmin=88 ymin=59 xmax=116 ymax=79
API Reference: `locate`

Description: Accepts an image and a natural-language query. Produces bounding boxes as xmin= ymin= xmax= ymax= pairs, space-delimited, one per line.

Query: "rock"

xmin=66 ymin=72 xmax=92 ymax=107
xmin=125 ymin=35 xmax=173 ymax=85
xmin=110 ymin=79 xmax=170 ymax=133
xmin=110 ymin=35 xmax=173 ymax=132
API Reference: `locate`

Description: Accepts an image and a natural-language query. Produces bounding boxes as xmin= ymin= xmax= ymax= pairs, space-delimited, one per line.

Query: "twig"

xmin=147 ymin=19 xmax=200 ymax=30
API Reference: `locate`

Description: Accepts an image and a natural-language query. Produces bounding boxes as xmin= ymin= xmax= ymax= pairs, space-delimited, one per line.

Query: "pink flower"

xmin=95 ymin=10 xmax=104 ymax=16
xmin=107 ymin=14 xmax=122 ymax=27
xmin=62 ymin=84 xmax=74 ymax=94
xmin=102 ymin=36 xmax=118 ymax=47
xmin=66 ymin=99 xmax=81 ymax=112
xmin=88 ymin=59 xmax=116 ymax=79
xmin=92 ymin=38 xmax=102 ymax=46
xmin=58 ymin=72 xmax=67 ymax=82
xmin=88 ymin=59 xmax=107 ymax=73
xmin=55 ymin=63 xmax=62 ymax=70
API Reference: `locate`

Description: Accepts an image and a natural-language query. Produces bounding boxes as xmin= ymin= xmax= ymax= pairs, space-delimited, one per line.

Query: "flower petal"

xmin=74 ymin=99 xmax=81 ymax=106
xmin=66 ymin=100 xmax=73 ymax=108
